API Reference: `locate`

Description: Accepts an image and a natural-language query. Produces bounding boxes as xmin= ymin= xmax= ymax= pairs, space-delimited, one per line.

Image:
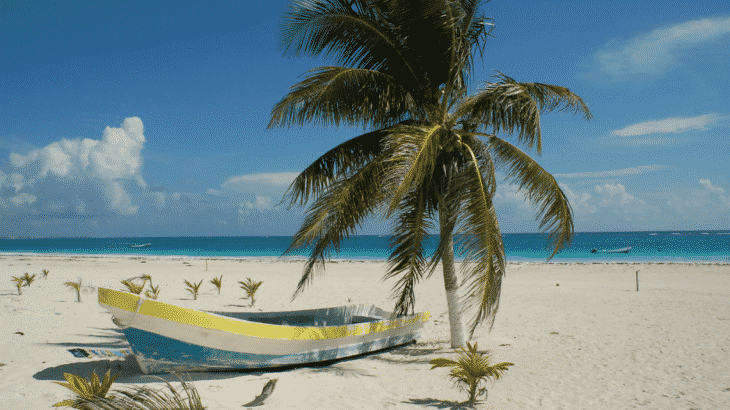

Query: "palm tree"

xmin=270 ymin=0 xmax=591 ymax=347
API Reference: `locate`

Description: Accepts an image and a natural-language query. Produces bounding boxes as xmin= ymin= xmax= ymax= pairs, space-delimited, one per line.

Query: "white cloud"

xmin=222 ymin=172 xmax=298 ymax=192
xmin=0 ymin=117 xmax=146 ymax=217
xmin=699 ymin=179 xmax=725 ymax=194
xmin=611 ymin=114 xmax=723 ymax=137
xmin=555 ymin=164 xmax=672 ymax=179
xmin=593 ymin=183 xmax=646 ymax=208
xmin=220 ymin=172 xmax=298 ymax=203
xmin=591 ymin=17 xmax=730 ymax=81
xmin=10 ymin=192 xmax=36 ymax=206
xmin=241 ymin=196 xmax=274 ymax=213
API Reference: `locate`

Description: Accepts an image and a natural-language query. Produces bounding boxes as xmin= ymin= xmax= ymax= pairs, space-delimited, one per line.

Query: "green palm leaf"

xmin=458 ymin=72 xmax=592 ymax=153
xmin=285 ymin=156 xmax=390 ymax=297
xmin=450 ymin=145 xmax=506 ymax=336
xmin=269 ymin=67 xmax=417 ymax=129
xmin=282 ymin=126 xmax=389 ymax=206
xmin=280 ymin=0 xmax=424 ymax=92
xmin=385 ymin=124 xmax=445 ymax=215
xmin=385 ymin=186 xmax=435 ymax=317
xmin=488 ymin=135 xmax=574 ymax=258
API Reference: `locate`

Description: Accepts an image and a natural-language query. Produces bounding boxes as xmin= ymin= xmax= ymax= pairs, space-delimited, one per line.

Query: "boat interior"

xmin=204 ymin=306 xmax=387 ymax=327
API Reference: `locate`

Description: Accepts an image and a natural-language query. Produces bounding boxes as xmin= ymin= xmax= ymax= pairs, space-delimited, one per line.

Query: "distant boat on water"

xmin=591 ymin=246 xmax=632 ymax=254
xmin=129 ymin=243 xmax=151 ymax=248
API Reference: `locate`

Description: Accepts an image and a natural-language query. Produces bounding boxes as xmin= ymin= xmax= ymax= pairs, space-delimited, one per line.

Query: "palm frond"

xmin=280 ymin=0 xmax=424 ymax=91
xmin=488 ymin=135 xmax=573 ymax=258
xmin=456 ymin=72 xmax=592 ymax=153
xmin=284 ymin=156 xmax=389 ymax=298
xmin=384 ymin=186 xmax=435 ymax=317
xmin=385 ymin=124 xmax=445 ymax=215
xmin=282 ymin=126 xmax=401 ymax=209
xmin=269 ymin=67 xmax=420 ymax=129
xmin=460 ymin=134 xmax=497 ymax=197
xmin=451 ymin=145 xmax=506 ymax=336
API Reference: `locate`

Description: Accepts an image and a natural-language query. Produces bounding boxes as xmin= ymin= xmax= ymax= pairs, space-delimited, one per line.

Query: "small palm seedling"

xmin=184 ymin=279 xmax=203 ymax=300
xmin=68 ymin=372 xmax=205 ymax=410
xmin=11 ymin=276 xmax=24 ymax=295
xmin=120 ymin=279 xmax=144 ymax=295
xmin=145 ymin=284 xmax=161 ymax=300
xmin=21 ymin=272 xmax=37 ymax=287
xmin=42 ymin=269 xmax=50 ymax=279
xmin=238 ymin=278 xmax=263 ymax=307
xmin=64 ymin=279 xmax=83 ymax=302
xmin=53 ymin=369 xmax=120 ymax=409
xmin=430 ymin=342 xmax=514 ymax=406
xmin=138 ymin=274 xmax=153 ymax=286
xmin=210 ymin=275 xmax=223 ymax=295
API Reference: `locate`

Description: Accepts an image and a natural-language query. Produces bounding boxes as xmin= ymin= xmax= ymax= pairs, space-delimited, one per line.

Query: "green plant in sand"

xmin=145 ymin=284 xmax=161 ymax=300
xmin=11 ymin=276 xmax=24 ymax=295
xmin=184 ymin=279 xmax=203 ymax=300
xmin=64 ymin=279 xmax=83 ymax=302
xmin=270 ymin=0 xmax=590 ymax=347
xmin=430 ymin=342 xmax=513 ymax=406
xmin=21 ymin=272 xmax=37 ymax=287
xmin=138 ymin=274 xmax=153 ymax=286
xmin=210 ymin=275 xmax=223 ymax=294
xmin=53 ymin=369 xmax=120 ymax=409
xmin=61 ymin=372 xmax=205 ymax=410
xmin=120 ymin=279 xmax=144 ymax=295
xmin=239 ymin=278 xmax=263 ymax=307
xmin=42 ymin=269 xmax=50 ymax=279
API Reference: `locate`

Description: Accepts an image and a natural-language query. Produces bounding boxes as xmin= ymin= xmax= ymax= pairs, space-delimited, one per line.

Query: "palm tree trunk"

xmin=440 ymin=208 xmax=467 ymax=348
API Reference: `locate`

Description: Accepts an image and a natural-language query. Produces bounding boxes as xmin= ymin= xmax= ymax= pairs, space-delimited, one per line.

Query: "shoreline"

xmin=2 ymin=251 xmax=729 ymax=265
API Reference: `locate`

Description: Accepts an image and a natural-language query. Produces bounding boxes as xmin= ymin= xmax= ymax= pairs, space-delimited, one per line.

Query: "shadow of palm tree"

xmin=42 ymin=325 xmax=128 ymax=347
xmin=33 ymin=356 xmax=260 ymax=384
xmin=46 ymin=341 xmax=130 ymax=348
xmin=404 ymin=398 xmax=475 ymax=409
xmin=365 ymin=346 xmax=441 ymax=365
xmin=306 ymin=364 xmax=375 ymax=378
xmin=33 ymin=356 xmax=139 ymax=382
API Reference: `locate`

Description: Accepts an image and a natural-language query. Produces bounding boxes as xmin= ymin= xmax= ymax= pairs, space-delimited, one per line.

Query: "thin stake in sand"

xmin=636 ymin=270 xmax=639 ymax=292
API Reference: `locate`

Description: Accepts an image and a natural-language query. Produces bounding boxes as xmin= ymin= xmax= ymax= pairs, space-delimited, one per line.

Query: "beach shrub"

xmin=11 ymin=276 xmax=23 ymax=295
xmin=210 ymin=275 xmax=223 ymax=294
xmin=138 ymin=274 xmax=153 ymax=286
xmin=21 ymin=272 xmax=37 ymax=287
xmin=65 ymin=373 xmax=205 ymax=410
xmin=42 ymin=269 xmax=50 ymax=279
xmin=145 ymin=284 xmax=161 ymax=300
xmin=120 ymin=279 xmax=144 ymax=295
xmin=184 ymin=279 xmax=203 ymax=300
xmin=430 ymin=342 xmax=513 ymax=406
xmin=64 ymin=279 xmax=83 ymax=302
xmin=239 ymin=278 xmax=263 ymax=307
xmin=53 ymin=369 xmax=120 ymax=409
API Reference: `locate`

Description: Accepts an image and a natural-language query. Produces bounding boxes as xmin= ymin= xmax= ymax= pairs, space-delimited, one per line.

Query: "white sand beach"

xmin=1 ymin=255 xmax=729 ymax=409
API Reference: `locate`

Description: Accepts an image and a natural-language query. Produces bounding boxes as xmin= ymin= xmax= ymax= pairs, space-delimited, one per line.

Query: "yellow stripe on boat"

xmin=98 ymin=287 xmax=140 ymax=312
xmin=136 ymin=298 xmax=429 ymax=341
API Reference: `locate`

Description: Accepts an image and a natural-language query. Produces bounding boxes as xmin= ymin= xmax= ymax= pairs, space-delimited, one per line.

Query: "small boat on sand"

xmin=129 ymin=243 xmax=151 ymax=248
xmin=98 ymin=288 xmax=429 ymax=374
xmin=591 ymin=246 xmax=632 ymax=254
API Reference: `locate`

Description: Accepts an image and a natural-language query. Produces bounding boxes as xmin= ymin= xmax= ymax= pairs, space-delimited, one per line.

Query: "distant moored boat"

xmin=129 ymin=243 xmax=151 ymax=248
xmin=591 ymin=246 xmax=632 ymax=254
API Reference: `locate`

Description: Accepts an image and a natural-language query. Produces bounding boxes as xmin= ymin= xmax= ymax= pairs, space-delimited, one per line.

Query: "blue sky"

xmin=1 ymin=0 xmax=729 ymax=238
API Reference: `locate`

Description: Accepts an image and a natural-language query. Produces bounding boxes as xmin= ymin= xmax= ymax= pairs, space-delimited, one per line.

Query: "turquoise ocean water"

xmin=1 ymin=231 xmax=728 ymax=263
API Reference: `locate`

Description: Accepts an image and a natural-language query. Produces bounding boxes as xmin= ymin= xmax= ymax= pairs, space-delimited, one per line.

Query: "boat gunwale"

xmin=98 ymin=288 xmax=430 ymax=340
